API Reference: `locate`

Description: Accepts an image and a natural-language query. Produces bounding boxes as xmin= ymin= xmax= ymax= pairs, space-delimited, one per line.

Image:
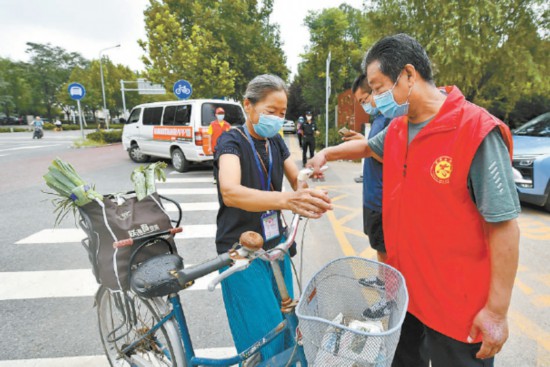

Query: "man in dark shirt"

xmin=301 ymin=111 xmax=317 ymax=167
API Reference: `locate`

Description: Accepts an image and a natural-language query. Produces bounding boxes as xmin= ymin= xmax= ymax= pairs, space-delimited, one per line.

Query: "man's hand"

xmin=468 ymin=306 xmax=509 ymax=359
xmin=342 ymin=130 xmax=364 ymax=141
xmin=306 ymin=151 xmax=328 ymax=179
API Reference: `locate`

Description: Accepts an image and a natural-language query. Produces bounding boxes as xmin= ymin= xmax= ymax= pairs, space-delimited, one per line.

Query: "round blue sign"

xmin=173 ymin=80 xmax=193 ymax=100
xmin=68 ymin=83 xmax=86 ymax=101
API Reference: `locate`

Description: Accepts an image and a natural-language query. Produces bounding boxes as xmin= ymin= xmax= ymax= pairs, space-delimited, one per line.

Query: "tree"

xmin=139 ymin=0 xmax=289 ymax=99
xmin=0 ymin=58 xmax=34 ymax=117
xmin=296 ymin=5 xmax=366 ymax=111
xmin=25 ymin=43 xmax=88 ymax=121
xmin=58 ymin=59 xmax=147 ymax=122
xmin=363 ymin=0 xmax=550 ymax=119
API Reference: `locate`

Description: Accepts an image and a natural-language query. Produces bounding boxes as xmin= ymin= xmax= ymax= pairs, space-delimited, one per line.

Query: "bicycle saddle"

xmin=130 ymin=254 xmax=184 ymax=298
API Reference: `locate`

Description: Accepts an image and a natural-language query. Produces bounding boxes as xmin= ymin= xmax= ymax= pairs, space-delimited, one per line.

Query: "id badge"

xmin=261 ymin=210 xmax=280 ymax=241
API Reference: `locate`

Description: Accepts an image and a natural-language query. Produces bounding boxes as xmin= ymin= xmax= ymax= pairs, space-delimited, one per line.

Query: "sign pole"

xmin=77 ymin=100 xmax=84 ymax=139
xmin=120 ymin=80 xmax=127 ymax=119
xmin=325 ymin=51 xmax=331 ymax=148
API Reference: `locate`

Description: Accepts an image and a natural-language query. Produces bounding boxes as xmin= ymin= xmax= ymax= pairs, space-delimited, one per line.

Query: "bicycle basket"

xmin=78 ymin=192 xmax=178 ymax=291
xmin=296 ymin=257 xmax=408 ymax=367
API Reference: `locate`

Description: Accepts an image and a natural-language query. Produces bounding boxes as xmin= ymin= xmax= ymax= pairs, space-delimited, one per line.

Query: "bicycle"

xmin=88 ymin=171 xmax=408 ymax=366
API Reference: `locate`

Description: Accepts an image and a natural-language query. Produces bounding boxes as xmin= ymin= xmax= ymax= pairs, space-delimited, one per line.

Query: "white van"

xmin=122 ymin=99 xmax=246 ymax=172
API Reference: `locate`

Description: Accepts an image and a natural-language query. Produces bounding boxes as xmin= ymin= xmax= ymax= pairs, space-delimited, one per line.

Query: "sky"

xmin=0 ymin=0 xmax=363 ymax=78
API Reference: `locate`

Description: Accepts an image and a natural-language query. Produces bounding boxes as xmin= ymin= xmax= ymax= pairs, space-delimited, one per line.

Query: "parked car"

xmin=122 ymin=99 xmax=246 ymax=172
xmin=282 ymin=119 xmax=296 ymax=133
xmin=511 ymin=112 xmax=550 ymax=211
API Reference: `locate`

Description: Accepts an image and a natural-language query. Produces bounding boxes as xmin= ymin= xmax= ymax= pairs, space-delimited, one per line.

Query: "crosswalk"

xmin=0 ymin=169 xmax=237 ymax=365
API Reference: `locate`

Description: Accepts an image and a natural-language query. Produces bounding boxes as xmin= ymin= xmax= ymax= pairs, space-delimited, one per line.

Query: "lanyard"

xmin=243 ymin=127 xmax=272 ymax=191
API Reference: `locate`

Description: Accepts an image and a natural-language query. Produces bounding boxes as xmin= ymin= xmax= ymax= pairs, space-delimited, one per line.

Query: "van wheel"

xmin=129 ymin=144 xmax=150 ymax=163
xmin=171 ymin=148 xmax=189 ymax=172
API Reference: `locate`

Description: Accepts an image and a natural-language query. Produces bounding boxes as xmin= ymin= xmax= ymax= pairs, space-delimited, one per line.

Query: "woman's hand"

xmin=285 ymin=188 xmax=332 ymax=218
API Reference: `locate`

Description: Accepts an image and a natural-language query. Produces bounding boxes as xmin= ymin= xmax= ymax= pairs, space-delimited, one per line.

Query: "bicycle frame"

xmin=118 ymin=258 xmax=308 ymax=366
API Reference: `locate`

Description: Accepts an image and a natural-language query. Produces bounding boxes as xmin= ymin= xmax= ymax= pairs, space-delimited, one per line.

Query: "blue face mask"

xmin=362 ymin=102 xmax=379 ymax=116
xmin=373 ymin=75 xmax=413 ymax=119
xmin=253 ymin=114 xmax=285 ymax=138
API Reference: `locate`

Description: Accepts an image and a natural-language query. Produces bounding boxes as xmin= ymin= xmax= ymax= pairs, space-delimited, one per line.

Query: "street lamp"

xmin=99 ymin=44 xmax=120 ymax=129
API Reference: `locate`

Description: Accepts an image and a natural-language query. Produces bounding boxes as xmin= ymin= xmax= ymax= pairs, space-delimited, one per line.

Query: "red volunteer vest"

xmin=211 ymin=120 xmax=231 ymax=151
xmin=383 ymin=86 xmax=513 ymax=342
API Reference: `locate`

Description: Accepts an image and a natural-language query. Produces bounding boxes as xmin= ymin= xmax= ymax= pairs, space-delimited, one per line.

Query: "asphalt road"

xmin=0 ymin=130 xmax=549 ymax=366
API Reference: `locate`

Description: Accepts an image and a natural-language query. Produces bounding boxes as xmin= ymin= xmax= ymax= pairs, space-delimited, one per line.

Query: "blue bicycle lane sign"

xmin=173 ymin=80 xmax=193 ymax=100
xmin=68 ymin=82 xmax=86 ymax=100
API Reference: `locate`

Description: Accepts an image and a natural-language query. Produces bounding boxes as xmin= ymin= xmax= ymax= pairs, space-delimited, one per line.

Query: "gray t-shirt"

xmin=368 ymin=124 xmax=520 ymax=222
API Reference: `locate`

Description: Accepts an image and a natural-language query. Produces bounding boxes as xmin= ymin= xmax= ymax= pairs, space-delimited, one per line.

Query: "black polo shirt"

xmin=213 ymin=126 xmax=291 ymax=254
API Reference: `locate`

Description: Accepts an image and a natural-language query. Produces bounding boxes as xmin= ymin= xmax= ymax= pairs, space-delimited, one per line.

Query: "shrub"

xmin=86 ymin=130 xmax=122 ymax=143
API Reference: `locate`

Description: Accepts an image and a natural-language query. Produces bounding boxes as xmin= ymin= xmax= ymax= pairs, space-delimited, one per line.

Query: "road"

xmin=0 ymin=130 xmax=549 ymax=366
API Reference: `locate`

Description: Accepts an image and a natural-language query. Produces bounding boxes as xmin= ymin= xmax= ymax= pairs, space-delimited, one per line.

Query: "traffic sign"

xmin=68 ymin=83 xmax=86 ymax=101
xmin=173 ymin=80 xmax=192 ymax=100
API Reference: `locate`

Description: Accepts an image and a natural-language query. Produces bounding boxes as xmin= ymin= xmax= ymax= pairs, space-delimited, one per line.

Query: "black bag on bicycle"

xmin=78 ymin=192 xmax=177 ymax=291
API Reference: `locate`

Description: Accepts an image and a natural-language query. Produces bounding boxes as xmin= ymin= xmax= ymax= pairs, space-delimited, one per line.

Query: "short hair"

xmin=351 ymin=74 xmax=372 ymax=94
xmin=362 ymin=33 xmax=433 ymax=83
xmin=244 ymin=74 xmax=288 ymax=104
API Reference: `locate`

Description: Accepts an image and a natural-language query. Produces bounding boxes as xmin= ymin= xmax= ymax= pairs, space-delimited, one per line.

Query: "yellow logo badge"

xmin=431 ymin=156 xmax=453 ymax=184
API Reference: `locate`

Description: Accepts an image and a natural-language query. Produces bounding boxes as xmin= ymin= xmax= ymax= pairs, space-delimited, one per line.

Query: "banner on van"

xmin=153 ymin=126 xmax=193 ymax=141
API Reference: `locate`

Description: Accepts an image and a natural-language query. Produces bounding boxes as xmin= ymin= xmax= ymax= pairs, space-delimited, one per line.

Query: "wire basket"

xmin=296 ymin=257 xmax=408 ymax=367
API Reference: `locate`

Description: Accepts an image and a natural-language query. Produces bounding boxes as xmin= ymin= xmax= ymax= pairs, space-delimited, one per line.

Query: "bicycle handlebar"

xmin=205 ymin=166 xmax=327 ymax=291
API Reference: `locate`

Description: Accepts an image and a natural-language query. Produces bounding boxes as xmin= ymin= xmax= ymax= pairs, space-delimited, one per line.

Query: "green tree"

xmin=139 ymin=0 xmax=289 ymax=99
xmin=297 ymin=5 xmax=365 ymax=110
xmin=58 ymin=59 xmax=148 ymax=123
xmin=363 ymin=0 xmax=550 ymax=119
xmin=0 ymin=58 xmax=33 ymax=118
xmin=25 ymin=42 xmax=88 ymax=121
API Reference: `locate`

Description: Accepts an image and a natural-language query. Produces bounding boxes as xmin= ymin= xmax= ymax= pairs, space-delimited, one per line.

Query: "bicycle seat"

xmin=130 ymin=254 xmax=184 ymax=298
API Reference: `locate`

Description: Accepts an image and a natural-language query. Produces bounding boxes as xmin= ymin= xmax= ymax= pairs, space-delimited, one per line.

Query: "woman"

xmin=214 ymin=74 xmax=332 ymax=362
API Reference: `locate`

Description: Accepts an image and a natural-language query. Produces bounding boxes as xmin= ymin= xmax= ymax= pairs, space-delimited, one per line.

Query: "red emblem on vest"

xmin=430 ymin=156 xmax=453 ymax=184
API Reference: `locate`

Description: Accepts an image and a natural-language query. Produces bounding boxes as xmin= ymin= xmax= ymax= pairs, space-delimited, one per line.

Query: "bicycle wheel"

xmin=96 ymin=286 xmax=186 ymax=367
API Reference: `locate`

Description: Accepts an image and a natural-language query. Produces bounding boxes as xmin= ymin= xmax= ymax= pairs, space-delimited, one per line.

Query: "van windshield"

xmin=201 ymin=103 xmax=245 ymax=127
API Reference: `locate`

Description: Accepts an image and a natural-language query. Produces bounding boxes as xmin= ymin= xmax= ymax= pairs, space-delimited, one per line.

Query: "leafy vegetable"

xmin=43 ymin=158 xmax=103 ymax=225
xmin=131 ymin=162 xmax=167 ymax=200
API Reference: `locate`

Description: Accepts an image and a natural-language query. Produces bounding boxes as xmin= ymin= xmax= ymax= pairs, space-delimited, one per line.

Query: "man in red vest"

xmin=208 ymin=107 xmax=231 ymax=183
xmin=308 ymin=34 xmax=520 ymax=367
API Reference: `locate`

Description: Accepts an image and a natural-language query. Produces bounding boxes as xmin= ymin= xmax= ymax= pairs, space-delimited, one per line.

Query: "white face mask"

xmin=306 ymin=115 xmax=312 ymax=121
xmin=216 ymin=114 xmax=224 ymax=121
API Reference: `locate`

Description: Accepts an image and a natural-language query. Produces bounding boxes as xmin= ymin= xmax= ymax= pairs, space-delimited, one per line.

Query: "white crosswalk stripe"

xmin=1 ymin=169 xmax=241 ymax=364
xmin=16 ymin=224 xmax=217 ymax=244
xmin=0 ymin=348 xmax=237 ymax=366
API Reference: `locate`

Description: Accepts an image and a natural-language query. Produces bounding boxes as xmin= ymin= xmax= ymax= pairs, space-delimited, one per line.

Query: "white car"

xmin=122 ymin=99 xmax=245 ymax=172
xmin=282 ymin=120 xmax=296 ymax=133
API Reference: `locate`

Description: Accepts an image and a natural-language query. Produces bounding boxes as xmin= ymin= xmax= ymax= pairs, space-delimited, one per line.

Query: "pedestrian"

xmin=308 ymin=33 xmax=520 ymax=367
xmin=208 ymin=107 xmax=231 ymax=183
xmin=301 ymin=111 xmax=317 ymax=167
xmin=214 ymin=74 xmax=332 ymax=363
xmin=297 ymin=115 xmax=304 ymax=147
xmin=344 ymin=74 xmax=391 ymax=266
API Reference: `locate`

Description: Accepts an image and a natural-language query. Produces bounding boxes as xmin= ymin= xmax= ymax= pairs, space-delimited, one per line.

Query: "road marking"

xmin=0 ymin=144 xmax=60 ymax=152
xmin=16 ymin=228 xmax=85 ymax=244
xmin=165 ymin=202 xmax=219 ymax=212
xmin=532 ymin=295 xmax=550 ymax=308
xmin=0 ymin=348 xmax=238 ymax=366
xmin=514 ymin=278 xmax=534 ymax=295
xmin=16 ymin=225 xmax=217 ymax=244
xmin=509 ymin=310 xmax=550 ymax=352
xmin=0 ymin=267 xmax=219 ymax=300
xmin=158 ymin=188 xmax=217 ymax=195
xmin=163 ymin=177 xmax=214 ymax=183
